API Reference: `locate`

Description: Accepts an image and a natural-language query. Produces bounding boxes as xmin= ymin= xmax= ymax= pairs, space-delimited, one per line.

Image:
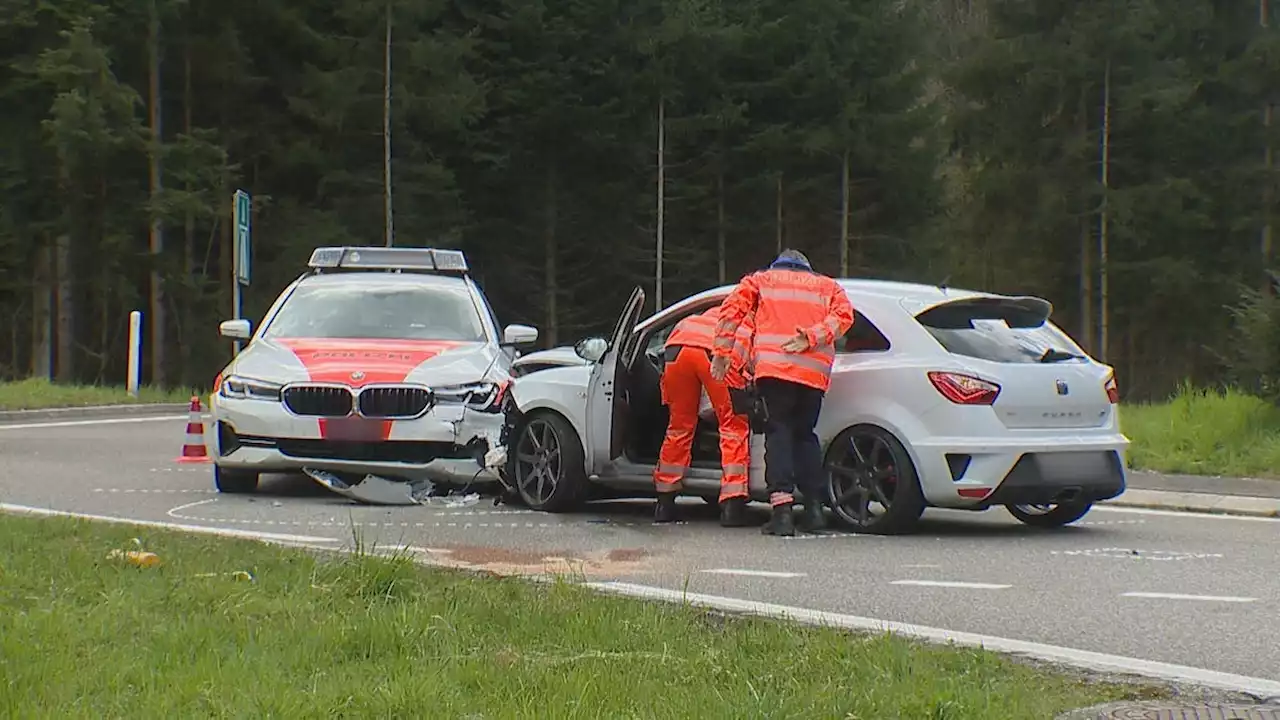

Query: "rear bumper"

xmin=911 ymin=435 xmax=1128 ymax=507
xmin=210 ymin=395 xmax=503 ymax=485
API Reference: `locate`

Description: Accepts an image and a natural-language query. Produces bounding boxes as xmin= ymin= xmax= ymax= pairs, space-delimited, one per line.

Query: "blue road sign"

xmin=234 ymin=190 xmax=251 ymax=286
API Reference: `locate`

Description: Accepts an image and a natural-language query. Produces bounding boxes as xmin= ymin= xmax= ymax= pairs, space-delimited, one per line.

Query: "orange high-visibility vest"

xmin=713 ymin=268 xmax=854 ymax=392
xmin=665 ymin=307 xmax=754 ymax=388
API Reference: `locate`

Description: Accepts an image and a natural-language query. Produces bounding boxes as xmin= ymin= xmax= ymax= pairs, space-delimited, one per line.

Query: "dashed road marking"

xmin=700 ymin=568 xmax=806 ymax=578
xmin=96 ymin=488 xmax=215 ymax=494
xmin=1051 ymin=548 xmax=1224 ymax=561
xmin=890 ymin=580 xmax=1011 ymax=590
xmin=1121 ymin=591 xmax=1256 ymax=604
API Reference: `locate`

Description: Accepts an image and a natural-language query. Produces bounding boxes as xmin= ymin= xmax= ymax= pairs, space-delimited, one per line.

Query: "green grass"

xmin=0 ymin=378 xmax=198 ymax=410
xmin=0 ymin=515 xmax=1158 ymax=718
xmin=1122 ymin=385 xmax=1280 ymax=479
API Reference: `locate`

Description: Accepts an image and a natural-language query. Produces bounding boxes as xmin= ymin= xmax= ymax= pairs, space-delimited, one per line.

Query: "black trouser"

xmin=756 ymin=377 xmax=824 ymax=506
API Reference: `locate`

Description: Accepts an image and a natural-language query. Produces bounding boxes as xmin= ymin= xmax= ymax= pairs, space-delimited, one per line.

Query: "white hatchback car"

xmin=210 ymin=246 xmax=539 ymax=499
xmin=501 ymin=281 xmax=1129 ymax=534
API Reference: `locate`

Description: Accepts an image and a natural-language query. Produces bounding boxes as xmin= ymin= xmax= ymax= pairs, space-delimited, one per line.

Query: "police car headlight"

xmin=433 ymin=381 xmax=507 ymax=413
xmin=219 ymin=375 xmax=283 ymax=401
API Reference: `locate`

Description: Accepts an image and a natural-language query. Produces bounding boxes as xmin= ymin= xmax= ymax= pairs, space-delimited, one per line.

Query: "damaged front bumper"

xmin=212 ymin=399 xmax=509 ymax=501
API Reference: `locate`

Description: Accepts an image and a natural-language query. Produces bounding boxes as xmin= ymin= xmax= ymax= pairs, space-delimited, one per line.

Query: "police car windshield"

xmin=263 ymin=281 xmax=487 ymax=342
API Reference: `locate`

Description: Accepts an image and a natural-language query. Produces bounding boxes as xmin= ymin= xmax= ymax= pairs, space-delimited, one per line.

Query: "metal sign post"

xmin=232 ymin=190 xmax=251 ymax=354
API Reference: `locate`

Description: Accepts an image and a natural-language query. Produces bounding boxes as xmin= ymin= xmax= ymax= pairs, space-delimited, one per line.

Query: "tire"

xmin=824 ymin=424 xmax=926 ymax=535
xmin=1006 ymin=501 xmax=1093 ymax=528
xmin=507 ymin=411 xmax=589 ymax=513
xmin=214 ymin=465 xmax=259 ymax=494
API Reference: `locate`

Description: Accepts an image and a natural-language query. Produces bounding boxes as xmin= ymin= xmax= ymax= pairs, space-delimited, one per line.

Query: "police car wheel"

xmin=824 ymin=425 xmax=925 ymax=535
xmin=214 ymin=465 xmax=259 ymax=494
xmin=510 ymin=411 xmax=588 ymax=513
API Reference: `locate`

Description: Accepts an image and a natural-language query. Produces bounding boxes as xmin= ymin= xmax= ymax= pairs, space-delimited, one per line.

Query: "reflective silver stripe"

xmin=665 ymin=430 xmax=694 ymax=441
xmin=755 ymin=351 xmax=833 ymax=373
xmin=720 ymin=482 xmax=748 ymax=498
xmin=758 ymin=287 xmax=826 ymax=305
xmin=769 ymin=491 xmax=794 ymax=506
xmin=657 ymin=463 xmax=687 ymax=475
xmin=722 ymin=464 xmax=747 ymax=476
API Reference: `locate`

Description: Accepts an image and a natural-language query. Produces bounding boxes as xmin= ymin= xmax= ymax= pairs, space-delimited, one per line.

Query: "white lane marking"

xmin=890 ymin=580 xmax=1011 ymax=590
xmin=0 ymin=415 xmax=189 ymax=430
xmin=95 ymin=488 xmax=214 ymax=494
xmin=1121 ymin=592 xmax=1257 ymax=603
xmin=699 ymin=568 xmax=806 ymax=579
xmin=167 ymin=498 xmax=219 ymax=519
xmin=901 ymin=564 xmax=941 ymax=569
xmin=0 ymin=502 xmax=339 ymax=544
xmin=1093 ymin=505 xmax=1280 ymax=523
xmin=1051 ymin=548 xmax=1224 ymax=562
xmin=588 ymin=581 xmax=1280 ymax=698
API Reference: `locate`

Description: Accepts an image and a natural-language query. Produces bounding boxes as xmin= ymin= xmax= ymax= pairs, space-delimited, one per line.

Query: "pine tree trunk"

xmin=775 ymin=175 xmax=783 ymax=253
xmin=1077 ymin=87 xmax=1093 ymax=353
xmin=544 ymin=162 xmax=558 ymax=348
xmin=656 ymin=96 xmax=665 ymax=310
xmin=716 ymin=165 xmax=726 ymax=284
xmin=383 ymin=1 xmax=394 ymax=248
xmin=1098 ymin=60 xmax=1112 ymax=363
xmin=54 ymin=233 xmax=73 ymax=382
xmin=840 ymin=149 xmax=850 ymax=276
xmin=147 ymin=0 xmax=167 ymax=386
xmin=1262 ymin=0 xmax=1273 ymax=285
xmin=31 ymin=239 xmax=52 ymax=379
xmin=181 ymin=32 xmax=195 ymax=387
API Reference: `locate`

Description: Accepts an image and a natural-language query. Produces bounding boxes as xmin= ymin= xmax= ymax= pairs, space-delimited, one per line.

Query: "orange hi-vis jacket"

xmin=713 ymin=267 xmax=855 ymax=392
xmin=664 ymin=306 xmax=755 ymax=389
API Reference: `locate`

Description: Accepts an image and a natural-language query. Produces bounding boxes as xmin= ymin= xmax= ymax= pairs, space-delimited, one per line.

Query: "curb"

xmin=0 ymin=403 xmax=190 ymax=424
xmin=1102 ymin=489 xmax=1280 ymax=518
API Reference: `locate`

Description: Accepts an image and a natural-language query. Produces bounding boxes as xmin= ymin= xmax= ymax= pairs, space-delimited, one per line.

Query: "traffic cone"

xmin=176 ymin=395 xmax=211 ymax=464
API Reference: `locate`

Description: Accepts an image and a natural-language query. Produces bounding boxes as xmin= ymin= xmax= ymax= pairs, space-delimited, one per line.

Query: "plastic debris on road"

xmin=304 ymin=467 xmax=481 ymax=507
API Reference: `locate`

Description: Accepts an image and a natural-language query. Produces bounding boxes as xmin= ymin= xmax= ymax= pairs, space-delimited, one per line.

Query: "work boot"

xmin=719 ymin=497 xmax=750 ymax=527
xmin=797 ymin=501 xmax=827 ymax=533
xmin=654 ymin=492 xmax=680 ymax=523
xmin=760 ymin=503 xmax=795 ymax=537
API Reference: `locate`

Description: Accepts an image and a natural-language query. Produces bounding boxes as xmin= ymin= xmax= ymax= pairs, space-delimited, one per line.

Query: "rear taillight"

xmin=1104 ymin=373 xmax=1119 ymax=404
xmin=928 ymin=372 xmax=1001 ymax=405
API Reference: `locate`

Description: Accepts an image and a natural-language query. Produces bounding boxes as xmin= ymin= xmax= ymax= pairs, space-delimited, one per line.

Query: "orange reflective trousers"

xmin=653 ymin=346 xmax=750 ymax=501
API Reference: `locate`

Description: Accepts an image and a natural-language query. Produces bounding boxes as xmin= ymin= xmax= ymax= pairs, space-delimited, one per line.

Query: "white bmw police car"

xmin=210 ymin=246 xmax=538 ymax=501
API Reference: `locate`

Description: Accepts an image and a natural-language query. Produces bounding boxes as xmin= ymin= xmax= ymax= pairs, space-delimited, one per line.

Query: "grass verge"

xmin=1123 ymin=385 xmax=1280 ymax=479
xmin=0 ymin=514 xmax=1159 ymax=718
xmin=0 ymin=378 xmax=197 ymax=410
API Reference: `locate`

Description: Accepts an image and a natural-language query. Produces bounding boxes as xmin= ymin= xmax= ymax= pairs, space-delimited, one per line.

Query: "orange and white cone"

xmin=176 ymin=395 xmax=211 ymax=464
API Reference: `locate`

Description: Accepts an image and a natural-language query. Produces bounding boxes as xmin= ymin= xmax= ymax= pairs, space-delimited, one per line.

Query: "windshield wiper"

xmin=1039 ymin=348 xmax=1083 ymax=363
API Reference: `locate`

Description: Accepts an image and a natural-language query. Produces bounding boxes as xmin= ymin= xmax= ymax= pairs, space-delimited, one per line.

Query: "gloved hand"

xmin=709 ymin=354 xmax=730 ymax=382
xmin=781 ymin=327 xmax=811 ymax=353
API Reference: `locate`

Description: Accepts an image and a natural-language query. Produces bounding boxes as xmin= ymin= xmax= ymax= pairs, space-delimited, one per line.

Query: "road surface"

xmin=3 ymin=415 xmax=1277 ymax=688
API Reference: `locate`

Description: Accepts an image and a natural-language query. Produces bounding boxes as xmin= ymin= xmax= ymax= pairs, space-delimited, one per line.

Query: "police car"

xmin=210 ymin=246 xmax=538 ymax=503
xmin=503 ymin=282 xmax=1129 ymax=534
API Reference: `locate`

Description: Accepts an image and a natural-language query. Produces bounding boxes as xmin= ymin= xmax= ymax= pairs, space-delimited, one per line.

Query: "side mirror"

xmin=501 ymin=323 xmax=539 ymax=347
xmin=219 ymin=319 xmax=252 ymax=340
xmin=574 ymin=336 xmax=609 ymax=363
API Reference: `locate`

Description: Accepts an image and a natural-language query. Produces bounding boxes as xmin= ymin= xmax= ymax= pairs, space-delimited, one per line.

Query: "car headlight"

xmin=219 ymin=374 xmax=283 ymax=401
xmin=433 ymin=380 xmax=507 ymax=413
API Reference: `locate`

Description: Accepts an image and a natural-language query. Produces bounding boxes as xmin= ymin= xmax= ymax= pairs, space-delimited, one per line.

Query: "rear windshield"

xmin=917 ymin=315 xmax=1084 ymax=364
xmin=264 ymin=281 xmax=487 ymax=342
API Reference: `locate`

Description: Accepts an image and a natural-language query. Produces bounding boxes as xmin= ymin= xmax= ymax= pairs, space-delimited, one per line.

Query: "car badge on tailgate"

xmin=350 ymin=371 xmax=365 ymax=381
xmin=1055 ymin=379 xmax=1069 ymax=396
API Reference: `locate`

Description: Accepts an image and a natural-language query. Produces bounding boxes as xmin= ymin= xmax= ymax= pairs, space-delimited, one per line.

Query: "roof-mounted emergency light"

xmin=307 ymin=246 xmax=469 ymax=274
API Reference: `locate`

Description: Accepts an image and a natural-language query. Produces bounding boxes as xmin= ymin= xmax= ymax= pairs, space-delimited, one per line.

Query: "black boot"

xmin=719 ymin=497 xmax=750 ymax=527
xmin=760 ymin=503 xmax=795 ymax=536
xmin=798 ymin=501 xmax=827 ymax=533
xmin=654 ymin=492 xmax=680 ymax=523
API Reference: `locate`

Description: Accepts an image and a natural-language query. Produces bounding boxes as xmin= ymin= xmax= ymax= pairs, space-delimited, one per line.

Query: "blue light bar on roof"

xmin=306 ymin=246 xmax=469 ymax=273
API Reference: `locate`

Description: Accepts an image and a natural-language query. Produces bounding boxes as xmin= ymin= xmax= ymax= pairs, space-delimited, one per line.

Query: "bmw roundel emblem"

xmin=351 ymin=371 xmax=365 ymax=381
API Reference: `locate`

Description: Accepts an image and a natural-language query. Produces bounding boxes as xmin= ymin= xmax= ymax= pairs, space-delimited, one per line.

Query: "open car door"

xmin=585 ymin=286 xmax=646 ymax=472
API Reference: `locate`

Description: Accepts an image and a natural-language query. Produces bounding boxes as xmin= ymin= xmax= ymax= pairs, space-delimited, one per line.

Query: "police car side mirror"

xmin=502 ymin=324 xmax=539 ymax=347
xmin=219 ymin=319 xmax=252 ymax=340
xmin=574 ymin=337 xmax=608 ymax=363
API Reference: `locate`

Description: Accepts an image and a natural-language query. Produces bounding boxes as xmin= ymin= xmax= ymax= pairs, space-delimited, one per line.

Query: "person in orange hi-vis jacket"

xmin=652 ymin=305 xmax=756 ymax=527
xmin=710 ymin=249 xmax=854 ymax=537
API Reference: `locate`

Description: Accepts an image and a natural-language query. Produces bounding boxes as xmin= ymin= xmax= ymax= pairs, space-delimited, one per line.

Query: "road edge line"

xmin=0 ymin=503 xmax=339 ymax=544
xmin=0 ymin=403 xmax=190 ymax=424
xmin=585 ymin=581 xmax=1280 ymax=699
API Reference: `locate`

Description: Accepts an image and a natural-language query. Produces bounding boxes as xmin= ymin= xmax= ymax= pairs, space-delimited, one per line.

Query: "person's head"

xmin=770 ymin=249 xmax=812 ymax=272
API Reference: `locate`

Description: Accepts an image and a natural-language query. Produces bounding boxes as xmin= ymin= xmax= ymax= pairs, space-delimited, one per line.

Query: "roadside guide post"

xmin=233 ymin=190 xmax=251 ymax=354
xmin=127 ymin=310 xmax=142 ymax=397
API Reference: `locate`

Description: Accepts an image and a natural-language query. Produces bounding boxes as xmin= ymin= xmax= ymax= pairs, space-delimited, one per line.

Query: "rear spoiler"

xmin=914 ymin=295 xmax=1053 ymax=330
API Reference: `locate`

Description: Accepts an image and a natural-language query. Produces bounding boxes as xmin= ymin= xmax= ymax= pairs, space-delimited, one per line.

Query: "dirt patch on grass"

xmin=426 ymin=544 xmax=657 ymax=577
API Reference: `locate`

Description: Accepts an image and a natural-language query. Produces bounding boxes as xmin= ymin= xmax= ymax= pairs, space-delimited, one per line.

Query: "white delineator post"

xmin=127 ymin=310 xmax=142 ymax=397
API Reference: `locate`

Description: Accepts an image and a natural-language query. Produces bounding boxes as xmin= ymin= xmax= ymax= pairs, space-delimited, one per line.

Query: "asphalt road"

xmin=3 ymin=416 xmax=1278 ymax=686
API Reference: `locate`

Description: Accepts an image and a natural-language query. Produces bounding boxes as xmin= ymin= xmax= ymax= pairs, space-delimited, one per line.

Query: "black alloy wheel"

xmin=824 ymin=425 xmax=925 ymax=534
xmin=511 ymin=412 xmax=588 ymax=512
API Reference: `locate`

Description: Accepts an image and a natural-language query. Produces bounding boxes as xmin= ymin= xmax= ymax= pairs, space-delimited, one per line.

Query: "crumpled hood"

xmin=228 ymin=337 xmax=500 ymax=387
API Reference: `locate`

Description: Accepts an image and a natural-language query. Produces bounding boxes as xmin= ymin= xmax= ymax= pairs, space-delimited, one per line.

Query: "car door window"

xmin=835 ymin=310 xmax=892 ymax=353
